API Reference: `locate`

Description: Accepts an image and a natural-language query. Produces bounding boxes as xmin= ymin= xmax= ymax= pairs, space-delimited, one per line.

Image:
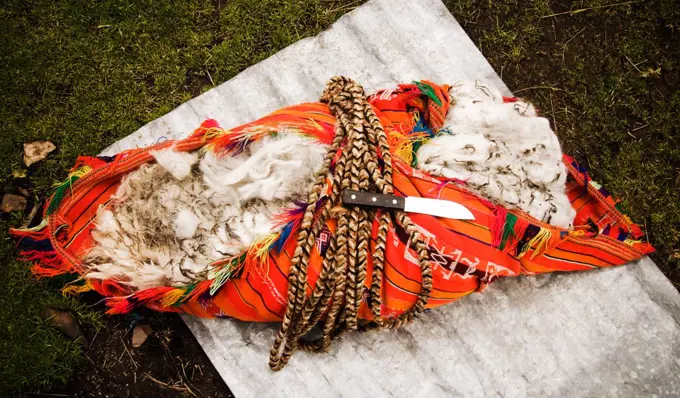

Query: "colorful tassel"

xmin=498 ymin=214 xmax=518 ymax=250
xmin=199 ymin=126 xmax=231 ymax=142
xmin=246 ymin=232 xmax=279 ymax=273
xmin=105 ymin=297 xmax=136 ymax=315
xmin=623 ymin=238 xmax=644 ymax=246
xmin=61 ymin=280 xmax=93 ymax=296
xmin=414 ymin=81 xmax=443 ymax=106
xmin=72 ymin=156 xmax=108 ymax=171
xmin=492 ymin=207 xmax=508 ymax=248
xmin=18 ymin=250 xmax=72 ymax=278
xmin=189 ymin=119 xmax=223 ymax=139
xmin=271 ymin=199 xmax=308 ymax=252
xmin=273 ymin=200 xmax=307 ymax=225
xmin=410 ymin=118 xmax=439 ymax=166
xmin=106 ymin=287 xmax=176 ymax=314
xmin=272 ymin=222 xmax=295 ymax=252
xmin=509 ymin=217 xmax=530 ymax=252
xmin=518 ymin=227 xmax=553 ymax=259
xmin=183 ymin=280 xmax=212 ymax=302
xmin=390 ymin=129 xmax=433 ymax=166
xmin=106 ymin=280 xmax=214 ymax=313
xmin=160 ymin=288 xmax=187 ymax=307
xmin=46 ymin=166 xmax=93 ymax=215
xmin=209 ymin=252 xmax=248 ymax=296
xmin=494 ymin=213 xmax=531 ymax=252
xmin=305 ymin=117 xmax=335 ymax=144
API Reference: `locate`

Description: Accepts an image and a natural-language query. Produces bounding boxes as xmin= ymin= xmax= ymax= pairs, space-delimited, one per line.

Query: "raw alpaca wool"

xmin=416 ymin=82 xmax=576 ymax=228
xmin=83 ymin=81 xmax=575 ymax=290
xmin=83 ymin=134 xmax=327 ymax=290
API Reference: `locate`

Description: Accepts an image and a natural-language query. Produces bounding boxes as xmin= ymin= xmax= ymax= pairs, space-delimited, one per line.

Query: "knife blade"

xmin=341 ymin=190 xmax=475 ymax=220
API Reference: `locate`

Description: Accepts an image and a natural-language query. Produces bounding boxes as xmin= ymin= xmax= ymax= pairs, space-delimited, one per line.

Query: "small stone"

xmin=132 ymin=324 xmax=153 ymax=348
xmin=1 ymin=194 xmax=27 ymax=212
xmin=23 ymin=141 xmax=56 ymax=167
xmin=18 ymin=188 xmax=30 ymax=197
xmin=43 ymin=308 xmax=88 ymax=346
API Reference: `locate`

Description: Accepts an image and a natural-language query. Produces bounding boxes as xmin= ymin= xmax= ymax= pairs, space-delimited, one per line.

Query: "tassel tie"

xmin=518 ymin=227 xmax=553 ymax=259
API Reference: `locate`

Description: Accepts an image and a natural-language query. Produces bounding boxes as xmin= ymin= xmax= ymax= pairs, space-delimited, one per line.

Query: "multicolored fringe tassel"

xmin=414 ymin=80 xmax=443 ymax=106
xmin=491 ymin=205 xmax=536 ymax=255
xmin=61 ymin=280 xmax=94 ymax=296
xmin=207 ymin=200 xmax=309 ymax=297
xmin=202 ymin=119 xmax=332 ymax=157
xmin=391 ymin=115 xmax=443 ymax=166
xmin=46 ymin=164 xmax=96 ymax=215
xmin=518 ymin=227 xmax=553 ymax=259
xmin=208 ymin=252 xmax=249 ymax=296
xmin=106 ymin=279 xmax=214 ymax=315
xmin=19 ymin=250 xmax=70 ymax=277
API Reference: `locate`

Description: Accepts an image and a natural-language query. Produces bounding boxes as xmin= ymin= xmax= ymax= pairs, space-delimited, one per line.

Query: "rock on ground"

xmin=23 ymin=141 xmax=56 ymax=167
xmin=42 ymin=308 xmax=87 ymax=346
xmin=1 ymin=194 xmax=27 ymax=212
xmin=132 ymin=324 xmax=153 ymax=348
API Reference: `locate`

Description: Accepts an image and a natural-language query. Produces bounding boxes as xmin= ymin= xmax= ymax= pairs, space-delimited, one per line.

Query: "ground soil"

xmin=45 ymin=298 xmax=232 ymax=398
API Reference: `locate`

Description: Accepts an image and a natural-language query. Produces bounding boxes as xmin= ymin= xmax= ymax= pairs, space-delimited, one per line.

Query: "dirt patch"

xmin=47 ymin=297 xmax=232 ymax=397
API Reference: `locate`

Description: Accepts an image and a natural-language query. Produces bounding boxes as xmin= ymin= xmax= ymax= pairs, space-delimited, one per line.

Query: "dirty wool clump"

xmin=417 ymin=82 xmax=576 ymax=228
xmin=83 ymin=134 xmax=326 ymax=290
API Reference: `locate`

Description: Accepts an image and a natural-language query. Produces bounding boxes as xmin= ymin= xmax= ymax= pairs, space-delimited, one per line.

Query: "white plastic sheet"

xmin=103 ymin=0 xmax=680 ymax=396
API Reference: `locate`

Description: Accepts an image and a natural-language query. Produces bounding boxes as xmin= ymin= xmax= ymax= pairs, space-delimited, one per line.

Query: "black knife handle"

xmin=341 ymin=190 xmax=405 ymax=210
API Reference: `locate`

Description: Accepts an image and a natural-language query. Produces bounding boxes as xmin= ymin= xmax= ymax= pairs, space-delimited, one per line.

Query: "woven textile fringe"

xmin=491 ymin=209 xmax=533 ymax=254
xmin=61 ymin=280 xmax=94 ymax=296
xmin=518 ymin=227 xmax=553 ymax=259
xmin=47 ymin=166 xmax=92 ymax=215
xmin=102 ymin=199 xmax=311 ymax=314
xmin=492 ymin=207 xmax=508 ymax=248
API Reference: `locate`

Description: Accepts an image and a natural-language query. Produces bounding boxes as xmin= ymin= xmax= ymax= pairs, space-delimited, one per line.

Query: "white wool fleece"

xmin=416 ymin=81 xmax=576 ymax=228
xmin=83 ymin=133 xmax=327 ymax=290
xmin=150 ymin=146 xmax=198 ymax=180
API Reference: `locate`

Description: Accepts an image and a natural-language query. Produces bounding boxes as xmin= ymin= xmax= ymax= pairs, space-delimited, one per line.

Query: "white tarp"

xmin=102 ymin=0 xmax=680 ymax=396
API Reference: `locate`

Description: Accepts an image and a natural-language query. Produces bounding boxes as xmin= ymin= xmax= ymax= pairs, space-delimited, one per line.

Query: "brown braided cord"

xmin=268 ymin=76 xmax=433 ymax=371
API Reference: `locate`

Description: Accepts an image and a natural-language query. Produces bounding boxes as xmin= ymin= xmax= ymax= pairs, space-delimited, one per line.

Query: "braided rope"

xmin=268 ymin=76 xmax=433 ymax=371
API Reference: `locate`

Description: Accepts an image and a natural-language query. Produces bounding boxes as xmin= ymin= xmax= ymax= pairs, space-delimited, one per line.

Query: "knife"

xmin=341 ymin=190 xmax=475 ymax=220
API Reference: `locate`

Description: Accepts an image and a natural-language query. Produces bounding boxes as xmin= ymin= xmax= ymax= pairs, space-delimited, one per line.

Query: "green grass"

xmin=1 ymin=0 xmax=678 ymax=394
xmin=0 ymin=0 xmax=360 ymax=394
xmin=445 ymin=0 xmax=680 ymax=281
xmin=0 ymin=234 xmax=104 ymax=395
